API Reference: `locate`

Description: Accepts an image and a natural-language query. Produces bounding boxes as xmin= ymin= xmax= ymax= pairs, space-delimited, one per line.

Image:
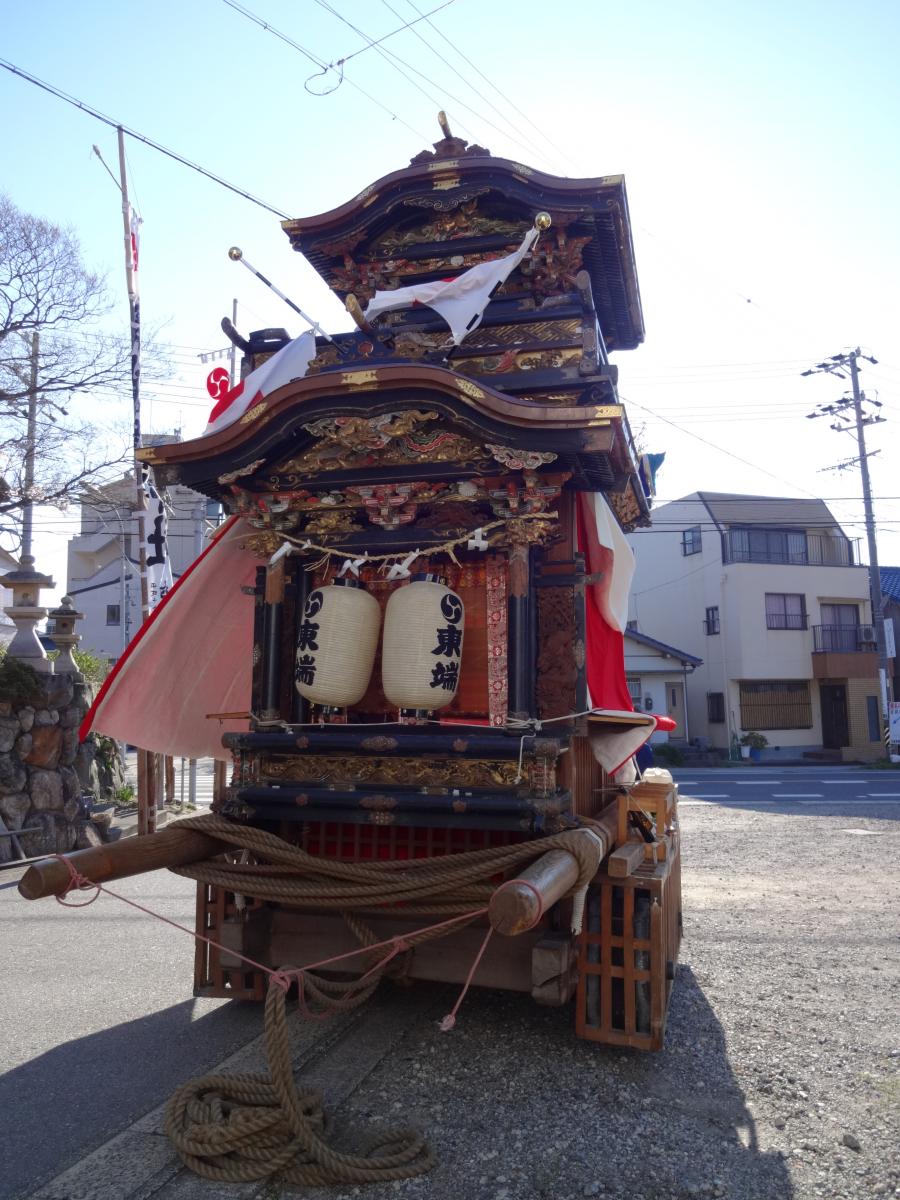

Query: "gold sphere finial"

xmin=534 ymin=211 xmax=552 ymax=231
xmin=228 ymin=246 xmax=243 ymax=261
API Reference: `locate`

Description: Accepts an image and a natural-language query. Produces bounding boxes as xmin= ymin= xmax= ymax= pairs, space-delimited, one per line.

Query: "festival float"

xmin=19 ymin=116 xmax=682 ymax=1184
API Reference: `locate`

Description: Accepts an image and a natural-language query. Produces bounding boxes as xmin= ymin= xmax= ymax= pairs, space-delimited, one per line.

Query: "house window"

xmin=765 ymin=593 xmax=807 ymax=630
xmin=707 ymin=692 xmax=725 ymax=723
xmin=106 ymin=604 xmax=121 ymax=625
xmin=704 ymin=606 xmax=720 ymax=635
xmin=626 ymin=677 xmax=643 ymax=705
xmin=727 ymin=527 xmax=807 ymax=564
xmin=681 ymin=526 xmax=702 ymax=556
xmin=866 ymin=695 xmax=881 ymax=742
xmin=739 ymin=680 xmax=812 ymax=729
xmin=819 ymin=602 xmax=860 ymax=651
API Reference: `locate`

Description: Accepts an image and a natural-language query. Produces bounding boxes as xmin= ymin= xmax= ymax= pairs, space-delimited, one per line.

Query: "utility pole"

xmin=804 ymin=347 xmax=893 ymax=751
xmin=21 ymin=332 xmax=39 ymax=559
xmin=117 ymin=126 xmax=156 ymax=834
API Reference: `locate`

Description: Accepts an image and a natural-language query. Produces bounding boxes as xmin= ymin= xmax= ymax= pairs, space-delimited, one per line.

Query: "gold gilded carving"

xmin=239 ymin=402 xmax=267 ymax=425
xmin=360 ymin=796 xmax=398 ymax=811
xmin=340 ymin=370 xmax=379 ymax=387
xmin=517 ymin=348 xmax=582 ymax=371
xmin=427 ymin=158 xmax=460 ymax=171
xmin=374 ymin=203 xmax=525 ymax=254
xmin=302 ymin=509 xmax=362 ymax=536
xmin=590 ymin=405 xmax=625 ymax=421
xmin=433 ymin=175 xmax=461 ymax=191
xmin=242 ymin=532 xmax=283 ymax=557
xmin=262 ymin=755 xmax=521 ymax=789
xmin=461 ymin=318 xmax=582 ymax=350
xmin=218 ymin=458 xmax=266 ymax=485
xmin=360 ymin=736 xmax=399 ymax=752
xmin=495 ymin=516 xmax=558 ymax=548
xmin=455 ymin=378 xmax=485 ymax=401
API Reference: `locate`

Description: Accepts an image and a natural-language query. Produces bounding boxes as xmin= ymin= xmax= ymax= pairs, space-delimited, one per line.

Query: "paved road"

xmin=0 ymin=867 xmax=262 ymax=1200
xmin=672 ymin=765 xmax=900 ymax=815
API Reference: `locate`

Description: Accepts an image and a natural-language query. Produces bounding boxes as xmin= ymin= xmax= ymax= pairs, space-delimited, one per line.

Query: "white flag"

xmin=142 ymin=467 xmax=174 ymax=609
xmin=204 ymin=330 xmax=317 ymax=436
xmin=364 ymin=227 xmax=539 ymax=345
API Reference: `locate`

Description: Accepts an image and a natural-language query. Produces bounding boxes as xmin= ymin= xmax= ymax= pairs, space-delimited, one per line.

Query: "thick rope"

xmin=49 ymin=814 xmax=601 ymax=1186
xmin=171 ymin=813 xmax=600 ymax=909
xmin=164 ymin=982 xmax=434 ymax=1186
xmin=50 ymin=814 xmax=603 ymax=1186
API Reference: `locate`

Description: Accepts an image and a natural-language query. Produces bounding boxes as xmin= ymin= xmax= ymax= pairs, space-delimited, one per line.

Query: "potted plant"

xmin=740 ymin=731 xmax=768 ymax=762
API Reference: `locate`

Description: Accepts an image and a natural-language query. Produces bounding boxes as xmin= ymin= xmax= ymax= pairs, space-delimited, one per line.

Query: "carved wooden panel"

xmin=536 ymin=585 xmax=578 ymax=720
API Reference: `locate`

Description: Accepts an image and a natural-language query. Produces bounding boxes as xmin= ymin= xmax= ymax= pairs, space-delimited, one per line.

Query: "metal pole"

xmin=230 ymin=298 xmax=238 ymax=387
xmin=117 ymin=126 xmax=154 ymax=836
xmin=848 ymin=349 xmax=893 ymax=727
xmin=21 ymin=332 xmax=39 ymax=559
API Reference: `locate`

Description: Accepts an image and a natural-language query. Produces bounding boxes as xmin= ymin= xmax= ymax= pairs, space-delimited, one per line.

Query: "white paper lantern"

xmin=294 ymin=580 xmax=380 ymax=707
xmin=382 ymin=574 xmax=465 ymax=711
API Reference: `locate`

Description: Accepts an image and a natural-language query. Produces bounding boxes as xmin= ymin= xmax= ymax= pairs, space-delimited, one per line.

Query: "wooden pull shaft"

xmin=18 ymin=827 xmax=224 ymax=901
xmin=487 ymin=809 xmax=616 ymax=937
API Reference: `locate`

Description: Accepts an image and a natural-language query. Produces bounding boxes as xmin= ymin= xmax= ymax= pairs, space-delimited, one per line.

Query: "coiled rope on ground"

xmin=160 ymin=812 xmax=604 ymax=1187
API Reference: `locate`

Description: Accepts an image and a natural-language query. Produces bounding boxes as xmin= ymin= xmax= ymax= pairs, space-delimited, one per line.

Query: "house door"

xmin=667 ymin=682 xmax=686 ymax=741
xmin=820 ymin=684 xmax=849 ymax=748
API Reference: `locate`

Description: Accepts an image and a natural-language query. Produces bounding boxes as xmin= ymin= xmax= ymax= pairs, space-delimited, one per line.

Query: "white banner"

xmin=142 ymin=467 xmax=173 ymax=609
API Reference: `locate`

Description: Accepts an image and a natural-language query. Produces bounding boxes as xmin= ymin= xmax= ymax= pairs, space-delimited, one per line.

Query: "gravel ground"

xmin=290 ymin=801 xmax=899 ymax=1200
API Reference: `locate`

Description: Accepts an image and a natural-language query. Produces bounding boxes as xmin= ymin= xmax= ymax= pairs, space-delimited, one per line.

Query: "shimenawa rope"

xmin=55 ymin=813 xmax=603 ymax=1187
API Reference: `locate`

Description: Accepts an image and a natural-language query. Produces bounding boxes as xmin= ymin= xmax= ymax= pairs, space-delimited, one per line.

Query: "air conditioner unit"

xmin=857 ymin=624 xmax=876 ymax=645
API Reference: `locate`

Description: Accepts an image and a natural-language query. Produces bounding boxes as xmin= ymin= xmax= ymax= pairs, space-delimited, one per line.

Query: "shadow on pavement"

xmin=0 ymin=995 xmax=259 ymax=1200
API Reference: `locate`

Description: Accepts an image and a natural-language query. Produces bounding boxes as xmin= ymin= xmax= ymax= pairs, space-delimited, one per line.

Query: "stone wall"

xmin=0 ymin=671 xmax=124 ymax=863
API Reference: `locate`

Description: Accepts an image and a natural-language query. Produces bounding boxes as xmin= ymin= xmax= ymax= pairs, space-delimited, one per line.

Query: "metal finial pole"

xmin=228 ymin=247 xmax=336 ymax=345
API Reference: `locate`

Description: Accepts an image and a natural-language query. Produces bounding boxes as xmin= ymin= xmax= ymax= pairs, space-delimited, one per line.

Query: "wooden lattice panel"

xmin=575 ymin=840 xmax=682 ymax=1051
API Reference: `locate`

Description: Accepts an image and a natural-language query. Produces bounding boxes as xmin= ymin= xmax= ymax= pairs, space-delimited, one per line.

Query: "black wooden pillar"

xmin=507 ymin=541 xmax=534 ymax=721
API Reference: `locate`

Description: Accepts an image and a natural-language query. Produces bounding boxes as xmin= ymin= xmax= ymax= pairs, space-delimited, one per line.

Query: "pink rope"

xmin=50 ymin=854 xmax=492 ymax=1024
xmin=439 ymin=924 xmax=495 ymax=1032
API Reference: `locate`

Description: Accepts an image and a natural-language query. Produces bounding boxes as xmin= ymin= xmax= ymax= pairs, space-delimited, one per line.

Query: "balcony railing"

xmin=723 ymin=531 xmax=860 ymax=567
xmin=812 ymin=624 xmax=876 ymax=653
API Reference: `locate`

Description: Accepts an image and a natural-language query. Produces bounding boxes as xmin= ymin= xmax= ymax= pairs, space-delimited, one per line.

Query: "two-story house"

xmin=627 ymin=492 xmax=882 ymax=761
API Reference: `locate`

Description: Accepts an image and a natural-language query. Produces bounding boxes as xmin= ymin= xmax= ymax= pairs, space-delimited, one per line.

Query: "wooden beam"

xmin=18 ymin=826 xmax=224 ymax=900
xmin=607 ymin=839 xmax=646 ymax=879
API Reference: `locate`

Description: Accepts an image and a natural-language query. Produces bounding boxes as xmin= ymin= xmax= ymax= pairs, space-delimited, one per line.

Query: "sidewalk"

xmin=107 ymin=755 xmax=217 ymax=840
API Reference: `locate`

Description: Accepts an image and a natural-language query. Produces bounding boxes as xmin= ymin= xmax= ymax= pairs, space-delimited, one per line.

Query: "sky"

xmin=2 ymin=0 xmax=900 ymax=603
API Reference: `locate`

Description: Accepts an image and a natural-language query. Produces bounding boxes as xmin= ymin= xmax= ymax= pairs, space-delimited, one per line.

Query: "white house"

xmin=623 ymin=628 xmax=702 ymax=743
xmin=627 ymin=492 xmax=881 ymax=762
xmin=66 ymin=452 xmax=217 ymax=662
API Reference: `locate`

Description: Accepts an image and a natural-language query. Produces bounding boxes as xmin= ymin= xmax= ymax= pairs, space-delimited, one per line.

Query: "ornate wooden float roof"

xmin=140 ymin=362 xmax=649 ymax=528
xmin=281 ymin=129 xmax=645 ymax=353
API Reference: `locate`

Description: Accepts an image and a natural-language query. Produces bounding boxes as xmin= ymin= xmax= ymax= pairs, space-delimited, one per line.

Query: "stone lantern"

xmin=48 ymin=594 xmax=84 ymax=676
xmin=1 ymin=554 xmax=56 ymax=674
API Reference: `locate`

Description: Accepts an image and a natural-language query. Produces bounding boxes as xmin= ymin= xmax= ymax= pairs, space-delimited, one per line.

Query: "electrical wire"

xmin=399 ymin=0 xmax=575 ymax=170
xmin=378 ymin=0 xmax=552 ymax=167
xmin=0 ymin=58 xmax=289 ymax=218
xmin=220 ymin=0 xmax=428 ymax=141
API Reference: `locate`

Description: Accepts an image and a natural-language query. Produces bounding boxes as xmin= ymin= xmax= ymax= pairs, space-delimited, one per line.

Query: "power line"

xmin=0 ymin=58 xmax=289 ymax=218
xmin=220 ymin=1 xmax=428 ymax=141
xmin=620 ymin=391 xmax=823 ymax=500
xmin=378 ymin=0 xmax=552 ymax=167
xmin=309 ymin=0 xmax=477 ymax=140
xmin=399 ymin=0 xmax=574 ymax=169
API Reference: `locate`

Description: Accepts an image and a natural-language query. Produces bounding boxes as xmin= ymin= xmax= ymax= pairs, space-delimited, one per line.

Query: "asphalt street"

xmin=0 ymin=867 xmax=262 ymax=1200
xmin=4 ymin=764 xmax=898 ymax=1199
xmin=671 ymin=765 xmax=900 ymax=818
